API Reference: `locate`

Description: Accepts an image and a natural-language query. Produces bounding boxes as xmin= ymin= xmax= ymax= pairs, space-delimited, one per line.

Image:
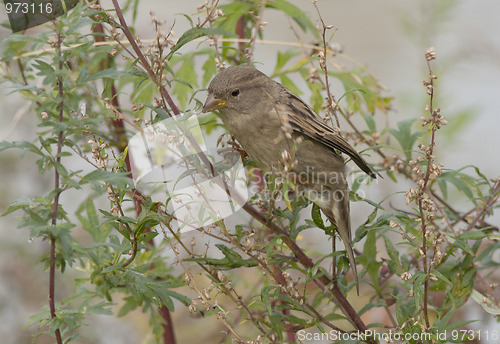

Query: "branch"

xmin=49 ymin=24 xmax=64 ymax=344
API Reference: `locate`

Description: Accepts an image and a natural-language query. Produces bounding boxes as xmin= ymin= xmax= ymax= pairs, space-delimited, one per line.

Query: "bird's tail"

xmin=324 ymin=189 xmax=359 ymax=295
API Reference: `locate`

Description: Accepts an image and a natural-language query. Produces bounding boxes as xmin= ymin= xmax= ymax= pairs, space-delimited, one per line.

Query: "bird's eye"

xmin=231 ymin=89 xmax=240 ymax=97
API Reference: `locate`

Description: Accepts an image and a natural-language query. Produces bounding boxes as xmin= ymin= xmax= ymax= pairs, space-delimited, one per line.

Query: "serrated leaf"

xmin=389 ymin=118 xmax=425 ymax=160
xmin=117 ymin=297 xmax=138 ymax=317
xmin=2 ymin=197 xmax=42 ymax=216
xmin=274 ymin=50 xmax=299 ymax=73
xmin=33 ymin=59 xmax=55 ymax=75
xmin=76 ymin=199 xmax=110 ymax=242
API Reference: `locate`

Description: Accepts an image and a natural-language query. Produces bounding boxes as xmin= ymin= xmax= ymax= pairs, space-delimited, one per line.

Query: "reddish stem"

xmin=49 ymin=28 xmax=64 ymax=344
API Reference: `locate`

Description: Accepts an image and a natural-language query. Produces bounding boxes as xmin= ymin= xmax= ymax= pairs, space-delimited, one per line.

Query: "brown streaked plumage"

xmin=203 ymin=65 xmax=377 ymax=293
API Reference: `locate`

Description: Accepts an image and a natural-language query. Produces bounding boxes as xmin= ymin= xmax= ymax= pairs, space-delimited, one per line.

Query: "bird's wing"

xmin=276 ymin=91 xmax=377 ymax=178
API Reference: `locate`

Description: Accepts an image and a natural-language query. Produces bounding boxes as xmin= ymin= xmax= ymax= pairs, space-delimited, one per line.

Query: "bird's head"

xmin=203 ymin=65 xmax=279 ymax=114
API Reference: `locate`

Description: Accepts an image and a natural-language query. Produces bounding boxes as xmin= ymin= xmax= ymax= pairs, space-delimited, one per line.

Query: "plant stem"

xmin=49 ymin=26 xmax=64 ymax=344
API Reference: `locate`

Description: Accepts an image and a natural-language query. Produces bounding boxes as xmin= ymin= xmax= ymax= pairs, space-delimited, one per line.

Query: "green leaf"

xmin=450 ymin=237 xmax=474 ymax=256
xmin=80 ymin=170 xmax=134 ymax=189
xmin=217 ymin=2 xmax=254 ymax=32
xmin=389 ymin=118 xmax=425 ymax=160
xmin=458 ymin=230 xmax=487 ymax=241
xmin=89 ymin=68 xmax=129 ymax=82
xmin=117 ymin=296 xmax=138 ymax=317
xmin=76 ymin=199 xmax=110 ymax=242
xmin=364 ymin=229 xmax=381 ymax=290
xmin=163 ymin=289 xmax=191 ymax=308
xmin=135 ymin=210 xmax=161 ymax=236
xmin=330 ymin=70 xmax=385 ymax=114
xmin=0 ymin=140 xmax=43 ymax=156
xmin=184 ymin=244 xmax=257 ymax=268
xmin=384 ymin=237 xmax=404 ymax=275
xmin=143 ymin=103 xmax=170 ymax=120
xmin=139 ymin=231 xmax=159 ymax=243
xmin=266 ymin=0 xmax=317 ymax=38
xmin=281 ymin=314 xmax=308 ymax=326
xmin=359 ymin=299 xmax=387 ymax=316
xmin=441 ymin=266 xmax=475 ymax=310
xmin=350 ymin=191 xmax=384 ymax=210
xmin=261 ymin=286 xmax=277 ymax=318
xmin=0 ymin=33 xmax=38 ymax=61
xmin=437 ymin=176 xmax=448 ymax=199
xmin=436 ymin=170 xmax=477 ymax=203
xmin=172 ymin=54 xmax=198 ymax=108
xmin=279 ymin=73 xmax=302 ymax=96
xmin=274 ymin=50 xmax=299 ymax=73
xmin=471 ymin=289 xmax=500 ymax=315
xmin=202 ymin=53 xmax=217 ymax=86
xmin=323 ymin=312 xmax=346 ymax=321
xmin=362 ymin=112 xmax=377 ymax=133
xmin=2 ymin=197 xmax=36 ymax=216
xmin=282 ymin=181 xmax=293 ymax=213
xmin=432 ymin=270 xmax=452 ymax=286
xmin=311 ymin=203 xmax=325 ymax=230
xmin=167 ymin=27 xmax=236 ymax=59
xmin=101 ymin=264 xmax=123 ymax=273
xmin=33 ymin=59 xmax=55 ymax=76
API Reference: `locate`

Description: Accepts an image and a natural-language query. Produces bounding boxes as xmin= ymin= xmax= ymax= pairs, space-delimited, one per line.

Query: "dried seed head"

xmin=425 ymin=47 xmax=436 ymax=61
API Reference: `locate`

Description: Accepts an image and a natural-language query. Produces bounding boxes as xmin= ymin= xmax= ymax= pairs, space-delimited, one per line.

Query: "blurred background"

xmin=1 ymin=0 xmax=499 ymax=343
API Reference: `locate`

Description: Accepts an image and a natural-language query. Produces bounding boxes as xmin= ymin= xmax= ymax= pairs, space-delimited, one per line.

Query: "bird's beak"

xmin=202 ymin=93 xmax=228 ymax=113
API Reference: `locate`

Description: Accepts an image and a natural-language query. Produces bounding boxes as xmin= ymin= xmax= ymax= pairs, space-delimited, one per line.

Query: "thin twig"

xmin=418 ymin=49 xmax=440 ymax=330
xmin=246 ymin=0 xmax=267 ymax=64
xmin=49 ymin=23 xmax=64 ymax=344
xmin=475 ymin=270 xmax=500 ymax=307
xmin=312 ymin=2 xmax=341 ymax=128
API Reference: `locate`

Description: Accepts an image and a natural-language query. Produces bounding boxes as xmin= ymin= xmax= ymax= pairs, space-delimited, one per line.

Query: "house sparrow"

xmin=203 ymin=65 xmax=377 ymax=293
